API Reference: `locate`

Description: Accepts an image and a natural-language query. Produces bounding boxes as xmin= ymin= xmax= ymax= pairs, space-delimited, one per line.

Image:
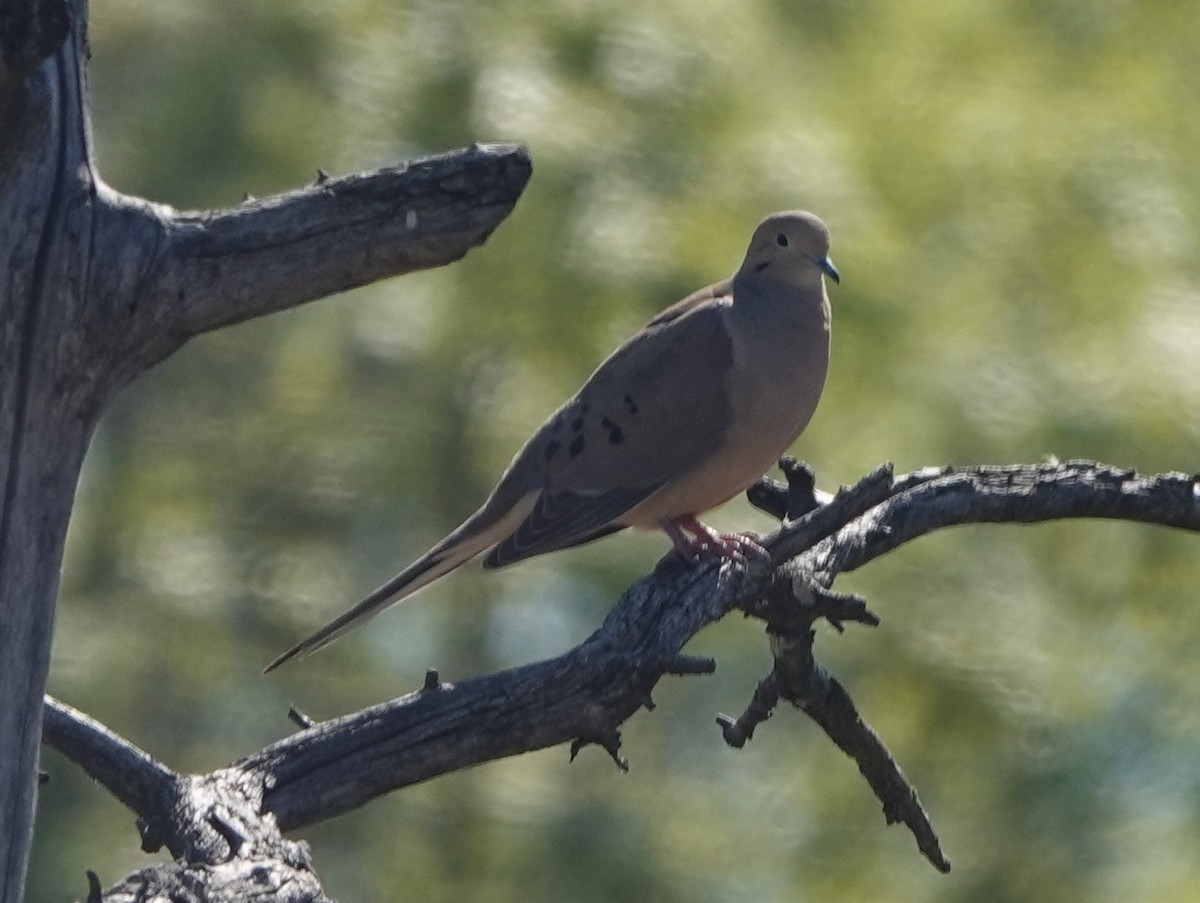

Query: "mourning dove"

xmin=265 ymin=211 xmax=838 ymax=672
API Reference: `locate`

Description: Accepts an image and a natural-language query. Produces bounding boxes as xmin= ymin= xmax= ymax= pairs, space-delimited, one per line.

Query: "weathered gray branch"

xmin=81 ymin=143 xmax=532 ymax=399
xmin=44 ymin=699 xmax=328 ymax=903
xmin=121 ymin=144 xmax=531 ymax=366
xmin=42 ymin=461 xmax=1200 ymax=897
xmin=41 ymin=699 xmax=175 ymax=824
xmin=772 ymin=460 xmax=1200 ymax=578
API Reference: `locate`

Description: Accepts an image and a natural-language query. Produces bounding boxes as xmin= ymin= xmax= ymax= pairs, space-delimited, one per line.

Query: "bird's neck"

xmin=731 ymin=271 xmax=830 ymax=333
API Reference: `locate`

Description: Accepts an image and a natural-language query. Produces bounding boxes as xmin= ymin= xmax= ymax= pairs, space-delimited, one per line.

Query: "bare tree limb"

xmin=148 ymin=143 xmax=531 ymax=341
xmin=774 ymin=461 xmax=1200 ymax=580
xmin=42 ymin=460 xmax=1200 ymax=897
xmin=43 ymin=699 xmax=329 ymax=902
xmin=83 ymin=143 xmax=532 ymax=396
xmin=42 ymin=698 xmax=176 ymax=829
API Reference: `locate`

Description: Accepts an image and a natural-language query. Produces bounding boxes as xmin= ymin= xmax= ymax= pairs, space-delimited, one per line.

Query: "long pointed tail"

xmin=263 ymin=493 xmax=534 ymax=673
xmin=262 ymin=545 xmax=463 ymax=673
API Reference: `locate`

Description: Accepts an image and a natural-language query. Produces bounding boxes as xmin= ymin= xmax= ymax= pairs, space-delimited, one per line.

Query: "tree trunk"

xmin=1 ymin=3 xmax=101 ymax=897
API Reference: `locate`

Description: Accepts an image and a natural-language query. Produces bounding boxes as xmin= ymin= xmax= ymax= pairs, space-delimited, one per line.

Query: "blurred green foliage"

xmin=34 ymin=0 xmax=1200 ymax=900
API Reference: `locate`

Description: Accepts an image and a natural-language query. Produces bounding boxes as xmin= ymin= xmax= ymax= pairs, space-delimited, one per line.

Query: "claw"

xmin=660 ymin=515 xmax=769 ymax=564
xmin=717 ymin=532 xmax=770 ymax=562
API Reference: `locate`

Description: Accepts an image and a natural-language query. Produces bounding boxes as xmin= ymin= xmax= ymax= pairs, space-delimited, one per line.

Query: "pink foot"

xmin=660 ymin=515 xmax=769 ymax=564
xmin=714 ymin=531 xmax=770 ymax=562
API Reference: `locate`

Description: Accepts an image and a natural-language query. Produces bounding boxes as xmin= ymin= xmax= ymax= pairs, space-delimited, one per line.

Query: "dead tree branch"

xmin=105 ymin=143 xmax=530 ymax=382
xmin=42 ymin=460 xmax=1200 ymax=897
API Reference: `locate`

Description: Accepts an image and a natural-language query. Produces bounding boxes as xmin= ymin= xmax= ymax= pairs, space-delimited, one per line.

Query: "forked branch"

xmin=42 ymin=460 xmax=1200 ymax=896
xmin=86 ymin=143 xmax=532 ymax=392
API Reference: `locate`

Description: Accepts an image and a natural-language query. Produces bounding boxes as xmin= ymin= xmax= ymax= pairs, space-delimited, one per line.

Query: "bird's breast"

xmin=622 ymin=300 xmax=830 ymax=526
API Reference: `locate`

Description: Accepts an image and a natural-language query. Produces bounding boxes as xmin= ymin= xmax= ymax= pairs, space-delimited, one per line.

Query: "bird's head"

xmin=741 ymin=211 xmax=840 ymax=288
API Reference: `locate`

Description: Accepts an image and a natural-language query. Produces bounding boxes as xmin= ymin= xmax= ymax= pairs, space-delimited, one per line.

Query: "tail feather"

xmin=263 ymin=491 xmax=537 ymax=673
xmin=262 ymin=548 xmax=454 ymax=673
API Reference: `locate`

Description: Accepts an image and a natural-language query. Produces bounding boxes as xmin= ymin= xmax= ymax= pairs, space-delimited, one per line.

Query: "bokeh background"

xmin=34 ymin=0 xmax=1200 ymax=900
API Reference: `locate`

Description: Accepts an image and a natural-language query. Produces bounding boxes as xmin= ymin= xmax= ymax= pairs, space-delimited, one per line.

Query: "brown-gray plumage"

xmin=265 ymin=211 xmax=838 ymax=672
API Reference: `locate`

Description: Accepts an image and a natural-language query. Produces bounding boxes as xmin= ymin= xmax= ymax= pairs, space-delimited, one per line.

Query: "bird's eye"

xmin=775 ymin=233 xmax=789 ymax=247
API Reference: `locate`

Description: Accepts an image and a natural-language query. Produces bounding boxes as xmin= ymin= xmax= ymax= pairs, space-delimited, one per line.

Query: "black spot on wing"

xmin=569 ymin=434 xmax=585 ymax=457
xmin=599 ymin=415 xmax=625 ymax=444
xmin=483 ymin=483 xmax=661 ymax=569
xmin=544 ymin=439 xmax=561 ymax=462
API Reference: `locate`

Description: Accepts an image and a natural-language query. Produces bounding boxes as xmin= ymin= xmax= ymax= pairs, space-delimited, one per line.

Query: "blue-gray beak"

xmin=820 ymin=256 xmax=841 ymax=284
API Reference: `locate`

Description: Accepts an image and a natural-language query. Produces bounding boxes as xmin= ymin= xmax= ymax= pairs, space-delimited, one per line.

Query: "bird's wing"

xmin=478 ymin=281 xmax=737 ymax=566
xmin=483 ymin=492 xmax=638 ymax=568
